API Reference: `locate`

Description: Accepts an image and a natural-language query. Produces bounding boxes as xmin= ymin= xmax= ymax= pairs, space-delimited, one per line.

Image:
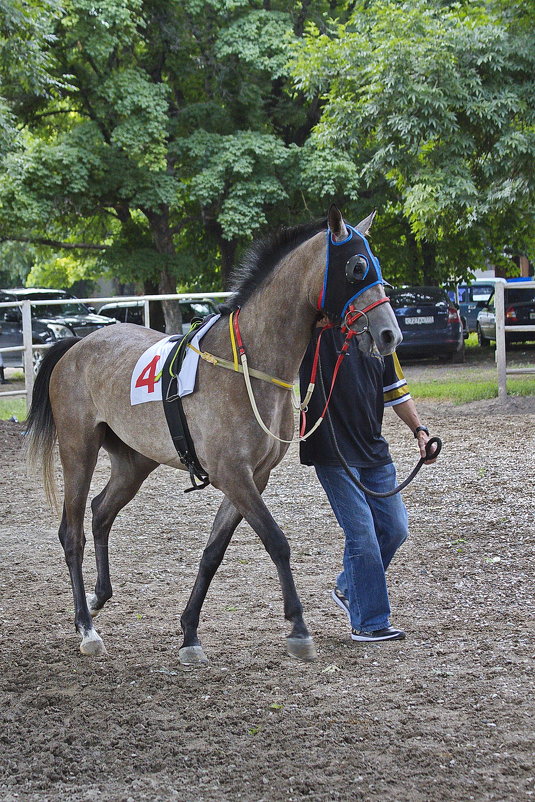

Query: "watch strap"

xmin=414 ymin=425 xmax=430 ymax=438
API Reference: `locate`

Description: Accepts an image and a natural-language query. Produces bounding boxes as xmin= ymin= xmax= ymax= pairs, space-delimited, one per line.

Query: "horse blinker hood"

xmin=319 ymin=223 xmax=386 ymax=322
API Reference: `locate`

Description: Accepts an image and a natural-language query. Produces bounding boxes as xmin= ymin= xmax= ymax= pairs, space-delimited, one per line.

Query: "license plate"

xmin=405 ymin=316 xmax=434 ymax=325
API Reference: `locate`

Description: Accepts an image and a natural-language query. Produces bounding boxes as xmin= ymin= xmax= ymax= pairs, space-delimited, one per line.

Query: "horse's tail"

xmin=25 ymin=338 xmax=81 ymax=510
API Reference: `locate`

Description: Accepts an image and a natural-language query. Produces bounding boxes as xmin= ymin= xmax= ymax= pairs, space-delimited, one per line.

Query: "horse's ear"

xmin=328 ymin=204 xmax=348 ymax=241
xmin=355 ymin=210 xmax=377 ymax=236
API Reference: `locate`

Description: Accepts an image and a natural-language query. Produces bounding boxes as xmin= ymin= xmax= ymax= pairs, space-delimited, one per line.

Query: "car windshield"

xmin=388 ymin=288 xmax=447 ymax=307
xmin=180 ymin=302 xmax=214 ymax=323
xmin=6 ymin=291 xmax=91 ymax=316
xmin=471 ymin=286 xmax=494 ymax=302
xmin=505 ymin=288 xmax=535 ymax=304
xmin=30 ymin=301 xmax=91 ymax=316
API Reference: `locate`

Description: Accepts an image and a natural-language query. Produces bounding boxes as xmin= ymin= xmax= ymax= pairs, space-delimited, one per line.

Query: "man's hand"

xmin=417 ymin=430 xmax=439 ymax=464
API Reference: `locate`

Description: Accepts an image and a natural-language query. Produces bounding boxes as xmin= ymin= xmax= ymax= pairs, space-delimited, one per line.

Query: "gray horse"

xmin=25 ymin=206 xmax=402 ymax=664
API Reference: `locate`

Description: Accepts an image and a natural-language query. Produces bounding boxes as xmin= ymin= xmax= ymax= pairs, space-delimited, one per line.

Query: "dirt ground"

xmin=1 ymin=384 xmax=534 ymax=801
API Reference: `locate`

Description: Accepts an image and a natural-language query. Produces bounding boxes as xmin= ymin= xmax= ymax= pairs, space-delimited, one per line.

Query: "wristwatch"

xmin=413 ymin=425 xmax=430 ymax=438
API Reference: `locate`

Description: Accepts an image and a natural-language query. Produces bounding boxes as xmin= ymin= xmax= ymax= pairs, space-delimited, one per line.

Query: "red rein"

xmin=299 ymin=295 xmax=391 ymax=436
xmin=232 ymin=296 xmax=391 ymax=441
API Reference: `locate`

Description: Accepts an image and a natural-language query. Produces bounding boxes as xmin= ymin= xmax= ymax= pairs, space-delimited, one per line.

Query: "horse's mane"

xmin=219 ymin=218 xmax=327 ymax=315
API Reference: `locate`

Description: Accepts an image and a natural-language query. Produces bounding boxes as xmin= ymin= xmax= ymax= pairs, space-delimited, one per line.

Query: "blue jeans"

xmin=315 ymin=462 xmax=409 ymax=632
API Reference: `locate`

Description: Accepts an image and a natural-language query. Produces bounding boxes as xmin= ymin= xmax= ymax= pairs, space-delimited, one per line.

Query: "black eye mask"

xmin=318 ymin=224 xmax=386 ymax=322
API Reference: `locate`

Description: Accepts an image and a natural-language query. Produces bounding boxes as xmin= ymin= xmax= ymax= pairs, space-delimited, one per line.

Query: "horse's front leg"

xmin=219 ymin=474 xmax=316 ymax=662
xmin=179 ymin=495 xmax=243 ymax=666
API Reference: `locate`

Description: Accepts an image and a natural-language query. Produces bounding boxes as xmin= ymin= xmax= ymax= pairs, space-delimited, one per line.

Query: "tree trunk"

xmin=202 ymin=215 xmax=238 ymax=289
xmin=146 ymin=208 xmax=183 ymax=333
xmin=143 ymin=279 xmax=166 ymax=332
xmin=421 ymin=241 xmax=437 ymax=286
xmin=220 ymin=237 xmax=237 ymax=289
xmin=406 ymin=230 xmax=422 ymax=285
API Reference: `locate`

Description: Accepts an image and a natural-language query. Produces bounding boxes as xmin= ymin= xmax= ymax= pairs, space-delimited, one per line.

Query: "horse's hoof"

xmin=287 ymin=636 xmax=317 ymax=661
xmin=79 ymin=630 xmax=107 ymax=657
xmin=179 ymin=645 xmax=209 ymax=666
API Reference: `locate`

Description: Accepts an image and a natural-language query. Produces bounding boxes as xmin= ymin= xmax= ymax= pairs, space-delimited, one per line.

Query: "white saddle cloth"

xmin=130 ymin=314 xmax=221 ymax=406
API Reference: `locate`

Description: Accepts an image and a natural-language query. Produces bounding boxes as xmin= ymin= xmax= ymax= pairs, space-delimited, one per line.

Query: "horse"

xmin=25 ymin=205 xmax=402 ymax=665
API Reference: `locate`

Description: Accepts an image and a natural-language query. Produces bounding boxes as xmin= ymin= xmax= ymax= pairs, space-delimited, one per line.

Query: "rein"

xmin=186 ymin=298 xmax=390 ymax=446
xmin=316 ymin=354 xmax=442 ymax=498
xmin=233 ymin=299 xmax=393 ymax=444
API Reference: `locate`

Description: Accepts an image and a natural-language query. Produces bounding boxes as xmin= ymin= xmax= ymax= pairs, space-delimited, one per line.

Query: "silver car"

xmin=476 ymin=285 xmax=535 ymax=346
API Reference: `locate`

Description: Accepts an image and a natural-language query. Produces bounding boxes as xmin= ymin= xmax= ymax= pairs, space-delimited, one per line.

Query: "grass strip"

xmin=0 ymin=398 xmax=28 ymax=421
xmin=411 ymin=377 xmax=535 ymax=404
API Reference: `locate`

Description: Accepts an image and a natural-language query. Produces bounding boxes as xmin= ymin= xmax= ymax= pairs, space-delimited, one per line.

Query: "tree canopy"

xmin=292 ymin=0 xmax=535 ymax=285
xmin=0 ymin=0 xmax=533 ymax=320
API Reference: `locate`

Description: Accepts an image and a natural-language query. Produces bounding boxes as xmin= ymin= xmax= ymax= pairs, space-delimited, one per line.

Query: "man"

xmin=300 ymin=326 xmax=438 ymax=642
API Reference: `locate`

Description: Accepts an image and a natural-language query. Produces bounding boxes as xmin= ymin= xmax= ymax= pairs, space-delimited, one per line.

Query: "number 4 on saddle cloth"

xmin=130 ymin=314 xmax=221 ymax=491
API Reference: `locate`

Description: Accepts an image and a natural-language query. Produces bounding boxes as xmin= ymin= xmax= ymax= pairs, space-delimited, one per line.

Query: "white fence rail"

xmin=0 ymin=292 xmax=231 ymax=407
xmin=494 ymin=279 xmax=535 ymax=400
xmin=3 ymin=285 xmax=534 ymax=408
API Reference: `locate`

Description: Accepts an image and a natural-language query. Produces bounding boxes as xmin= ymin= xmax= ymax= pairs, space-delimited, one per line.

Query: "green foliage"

xmin=0 ymin=0 xmax=336 ymax=309
xmin=292 ymin=0 xmax=535 ymax=282
xmin=0 ymin=0 xmax=533 ymax=306
xmin=178 ymin=130 xmax=296 ymax=239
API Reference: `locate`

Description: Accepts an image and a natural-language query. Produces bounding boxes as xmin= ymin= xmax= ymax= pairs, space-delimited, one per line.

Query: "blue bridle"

xmin=318 ymin=223 xmax=387 ymax=322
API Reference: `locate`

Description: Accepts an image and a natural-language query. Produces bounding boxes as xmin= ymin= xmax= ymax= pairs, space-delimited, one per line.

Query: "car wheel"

xmin=32 ymin=349 xmax=44 ymax=375
xmin=477 ymin=324 xmax=491 ymax=347
xmin=449 ymin=341 xmax=466 ymax=363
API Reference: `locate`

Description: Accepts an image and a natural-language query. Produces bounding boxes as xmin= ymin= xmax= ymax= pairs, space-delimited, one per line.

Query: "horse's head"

xmin=318 ymin=206 xmax=402 ymax=357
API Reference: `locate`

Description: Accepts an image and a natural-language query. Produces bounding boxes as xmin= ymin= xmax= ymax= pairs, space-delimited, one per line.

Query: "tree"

xmin=292 ymin=0 xmax=535 ymax=284
xmin=0 ymin=0 xmax=345 ymax=329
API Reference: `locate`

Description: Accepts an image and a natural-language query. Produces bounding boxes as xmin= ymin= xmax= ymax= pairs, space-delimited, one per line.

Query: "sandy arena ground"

xmin=0 ymin=390 xmax=534 ymax=801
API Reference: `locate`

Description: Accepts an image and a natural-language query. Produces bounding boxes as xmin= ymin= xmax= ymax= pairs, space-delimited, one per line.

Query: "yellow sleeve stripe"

xmin=393 ymin=352 xmax=406 ymax=381
xmin=384 ymin=384 xmax=410 ymax=404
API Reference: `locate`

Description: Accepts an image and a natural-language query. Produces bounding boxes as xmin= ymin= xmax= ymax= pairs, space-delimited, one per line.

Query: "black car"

xmin=387 ymin=286 xmax=466 ymax=362
xmin=0 ymin=288 xmax=116 ymax=371
xmin=98 ymin=298 xmax=219 ymax=334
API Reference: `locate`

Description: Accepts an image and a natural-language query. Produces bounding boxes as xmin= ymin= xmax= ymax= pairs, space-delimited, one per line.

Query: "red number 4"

xmin=135 ymin=355 xmax=160 ymax=394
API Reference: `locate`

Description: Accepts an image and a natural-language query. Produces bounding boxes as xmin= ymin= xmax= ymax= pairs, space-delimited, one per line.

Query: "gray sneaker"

xmin=331 ymin=586 xmax=350 ymax=622
xmin=351 ymin=626 xmax=405 ymax=642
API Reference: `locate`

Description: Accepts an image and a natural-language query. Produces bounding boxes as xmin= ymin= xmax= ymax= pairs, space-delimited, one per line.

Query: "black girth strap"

xmin=160 ymin=327 xmax=210 ymax=492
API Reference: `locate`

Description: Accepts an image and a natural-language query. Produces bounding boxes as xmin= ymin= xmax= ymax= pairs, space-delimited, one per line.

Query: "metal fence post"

xmin=22 ymin=300 xmax=34 ymax=404
xmin=494 ymin=279 xmax=507 ymax=400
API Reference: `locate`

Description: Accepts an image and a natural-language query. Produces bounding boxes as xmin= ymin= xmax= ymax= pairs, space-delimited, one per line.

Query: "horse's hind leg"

xmin=179 ymin=496 xmax=244 ymax=666
xmin=88 ymin=437 xmax=158 ymax=617
xmin=57 ymin=424 xmax=107 ymax=656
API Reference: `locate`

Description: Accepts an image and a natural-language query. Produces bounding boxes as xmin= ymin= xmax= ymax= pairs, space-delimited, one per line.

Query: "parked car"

xmin=387 ymin=286 xmax=466 ymax=362
xmin=0 ymin=287 xmax=116 ymax=371
xmin=98 ymin=298 xmax=219 ymax=334
xmin=448 ymin=280 xmax=498 ymax=332
xmin=476 ymin=283 xmax=535 ymax=346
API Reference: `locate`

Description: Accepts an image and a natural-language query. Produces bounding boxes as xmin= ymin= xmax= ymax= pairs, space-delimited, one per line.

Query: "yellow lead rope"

xmin=186 ymin=342 xmax=296 ymax=391
xmin=186 ymin=315 xmax=323 ymax=442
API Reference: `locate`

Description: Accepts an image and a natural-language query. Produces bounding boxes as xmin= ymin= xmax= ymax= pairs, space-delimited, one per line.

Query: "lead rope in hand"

xmin=317 ymin=357 xmax=442 ymax=498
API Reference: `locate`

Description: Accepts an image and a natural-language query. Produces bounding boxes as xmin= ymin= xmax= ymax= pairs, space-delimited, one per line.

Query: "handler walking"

xmin=300 ymin=325 xmax=438 ymax=642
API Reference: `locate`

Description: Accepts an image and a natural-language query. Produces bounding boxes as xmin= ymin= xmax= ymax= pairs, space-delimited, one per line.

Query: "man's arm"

xmin=392 ymin=398 xmax=438 ymax=463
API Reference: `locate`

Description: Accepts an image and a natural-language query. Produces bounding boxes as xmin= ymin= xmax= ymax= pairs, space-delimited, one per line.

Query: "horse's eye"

xmin=345 ymin=254 xmax=368 ymax=283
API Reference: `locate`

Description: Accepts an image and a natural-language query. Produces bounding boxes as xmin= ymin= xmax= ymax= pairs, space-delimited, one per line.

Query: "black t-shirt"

xmin=299 ymin=328 xmax=411 ymax=467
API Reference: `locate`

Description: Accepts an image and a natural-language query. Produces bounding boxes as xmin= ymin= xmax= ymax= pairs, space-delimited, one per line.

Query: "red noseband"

xmin=341 ymin=296 xmax=391 ymax=334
